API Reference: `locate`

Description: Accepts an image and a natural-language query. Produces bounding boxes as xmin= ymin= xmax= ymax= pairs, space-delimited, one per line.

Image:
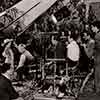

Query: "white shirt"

xmin=67 ymin=40 xmax=80 ymax=61
xmin=18 ymin=50 xmax=33 ymax=68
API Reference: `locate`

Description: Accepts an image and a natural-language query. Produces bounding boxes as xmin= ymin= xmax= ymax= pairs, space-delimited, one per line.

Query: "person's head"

xmin=68 ymin=31 xmax=79 ymax=43
xmin=51 ymin=36 xmax=58 ymax=46
xmin=60 ymin=32 xmax=67 ymax=42
xmin=68 ymin=35 xmax=73 ymax=43
xmin=85 ymin=24 xmax=89 ymax=31
xmin=91 ymin=21 xmax=100 ymax=33
xmin=67 ymin=3 xmax=74 ymax=12
xmin=83 ymin=32 xmax=90 ymax=41
xmin=18 ymin=44 xmax=26 ymax=53
xmin=76 ymin=35 xmax=82 ymax=44
xmin=2 ymin=39 xmax=13 ymax=47
xmin=91 ymin=25 xmax=99 ymax=33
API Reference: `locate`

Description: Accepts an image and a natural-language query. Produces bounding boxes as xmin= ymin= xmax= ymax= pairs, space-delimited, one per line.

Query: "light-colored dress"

xmin=2 ymin=43 xmax=14 ymax=68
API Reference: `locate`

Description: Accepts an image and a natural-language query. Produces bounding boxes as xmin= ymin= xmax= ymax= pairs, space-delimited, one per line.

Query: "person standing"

xmin=79 ymin=32 xmax=95 ymax=72
xmin=51 ymin=35 xmax=66 ymax=75
xmin=2 ymin=39 xmax=14 ymax=69
xmin=91 ymin=21 xmax=100 ymax=94
xmin=67 ymin=33 xmax=80 ymax=68
xmin=16 ymin=44 xmax=34 ymax=81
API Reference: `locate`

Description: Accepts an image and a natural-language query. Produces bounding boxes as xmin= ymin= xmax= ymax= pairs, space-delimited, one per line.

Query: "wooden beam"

xmin=46 ymin=58 xmax=66 ymax=62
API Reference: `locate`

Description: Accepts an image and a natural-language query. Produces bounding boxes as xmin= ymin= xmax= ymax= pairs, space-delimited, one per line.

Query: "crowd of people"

xmin=0 ymin=39 xmax=35 ymax=100
xmin=0 ymin=0 xmax=100 ymax=100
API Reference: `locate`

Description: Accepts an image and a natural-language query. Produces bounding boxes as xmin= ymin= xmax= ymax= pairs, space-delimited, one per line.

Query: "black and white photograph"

xmin=0 ymin=0 xmax=100 ymax=100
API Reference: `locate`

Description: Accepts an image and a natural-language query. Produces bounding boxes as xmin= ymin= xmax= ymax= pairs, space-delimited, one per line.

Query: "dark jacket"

xmin=0 ymin=74 xmax=19 ymax=100
xmin=95 ymin=31 xmax=100 ymax=65
xmin=94 ymin=31 xmax=100 ymax=92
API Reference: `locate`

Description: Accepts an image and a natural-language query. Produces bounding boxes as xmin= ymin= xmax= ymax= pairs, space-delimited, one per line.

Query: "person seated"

xmin=0 ymin=63 xmax=23 ymax=100
xmin=15 ymin=43 xmax=34 ymax=81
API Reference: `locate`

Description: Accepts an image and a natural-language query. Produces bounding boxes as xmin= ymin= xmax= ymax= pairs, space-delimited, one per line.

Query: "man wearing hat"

xmin=2 ymin=39 xmax=14 ymax=68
